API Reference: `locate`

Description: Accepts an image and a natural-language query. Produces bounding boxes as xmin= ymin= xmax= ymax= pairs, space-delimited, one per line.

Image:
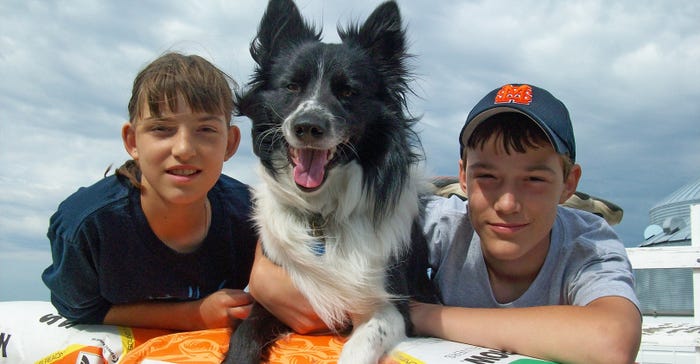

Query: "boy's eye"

xmin=475 ymin=173 xmax=496 ymax=180
xmin=199 ymin=125 xmax=218 ymax=133
xmin=527 ymin=176 xmax=548 ymax=183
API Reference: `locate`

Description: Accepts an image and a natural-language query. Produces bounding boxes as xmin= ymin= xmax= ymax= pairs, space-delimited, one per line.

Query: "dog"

xmin=223 ymin=1 xmax=435 ymax=363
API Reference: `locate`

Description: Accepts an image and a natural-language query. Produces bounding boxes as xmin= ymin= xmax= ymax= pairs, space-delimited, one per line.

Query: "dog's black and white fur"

xmin=223 ymin=1 xmax=435 ymax=363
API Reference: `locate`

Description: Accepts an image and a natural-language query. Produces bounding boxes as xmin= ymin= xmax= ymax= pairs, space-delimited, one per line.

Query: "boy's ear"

xmin=121 ymin=122 xmax=138 ymax=160
xmin=560 ymin=164 xmax=582 ymax=203
xmin=224 ymin=125 xmax=241 ymax=161
xmin=458 ymin=159 xmax=468 ymax=194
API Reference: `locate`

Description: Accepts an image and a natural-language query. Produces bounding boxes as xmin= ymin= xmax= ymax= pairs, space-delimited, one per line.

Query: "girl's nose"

xmin=172 ymin=129 xmax=196 ymax=160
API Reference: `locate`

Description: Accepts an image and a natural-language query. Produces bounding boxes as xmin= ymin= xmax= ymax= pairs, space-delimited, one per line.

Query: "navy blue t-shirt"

xmin=42 ymin=174 xmax=257 ymax=324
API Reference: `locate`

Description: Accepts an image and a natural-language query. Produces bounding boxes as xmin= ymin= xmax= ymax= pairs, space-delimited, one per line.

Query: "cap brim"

xmin=460 ymin=106 xmax=566 ymax=156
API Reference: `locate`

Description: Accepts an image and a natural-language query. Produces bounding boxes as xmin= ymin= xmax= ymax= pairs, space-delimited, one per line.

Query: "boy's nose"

xmin=494 ymin=191 xmax=520 ymax=214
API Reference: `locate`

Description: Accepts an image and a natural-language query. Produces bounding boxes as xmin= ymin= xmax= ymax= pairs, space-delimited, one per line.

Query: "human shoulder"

xmin=49 ymin=175 xmax=135 ymax=243
xmin=209 ymin=174 xmax=254 ymax=214
xmin=421 ymin=194 xmax=471 ymax=250
xmin=53 ymin=176 xmax=132 ymax=221
xmin=555 ymin=206 xmax=625 ymax=252
xmin=553 ymin=206 xmax=638 ymax=308
xmin=211 ymin=174 xmax=251 ymax=199
xmin=423 ymin=194 xmax=467 ymax=218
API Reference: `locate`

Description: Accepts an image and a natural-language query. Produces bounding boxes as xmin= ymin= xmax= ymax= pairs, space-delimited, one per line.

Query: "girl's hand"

xmin=197 ymin=289 xmax=253 ymax=329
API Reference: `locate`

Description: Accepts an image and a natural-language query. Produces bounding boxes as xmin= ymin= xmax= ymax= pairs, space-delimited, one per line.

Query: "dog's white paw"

xmin=338 ymin=304 xmax=406 ymax=364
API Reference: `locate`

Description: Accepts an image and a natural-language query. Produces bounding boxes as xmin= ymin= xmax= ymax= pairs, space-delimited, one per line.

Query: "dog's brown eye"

xmin=339 ymin=87 xmax=355 ymax=98
xmin=286 ymin=83 xmax=300 ymax=92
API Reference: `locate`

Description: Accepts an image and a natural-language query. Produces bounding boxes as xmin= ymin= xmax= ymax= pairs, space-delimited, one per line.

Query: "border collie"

xmin=224 ymin=1 xmax=435 ymax=363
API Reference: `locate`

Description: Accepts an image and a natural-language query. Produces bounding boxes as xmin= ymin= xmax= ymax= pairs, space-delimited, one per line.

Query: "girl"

xmin=42 ymin=52 xmax=257 ymax=331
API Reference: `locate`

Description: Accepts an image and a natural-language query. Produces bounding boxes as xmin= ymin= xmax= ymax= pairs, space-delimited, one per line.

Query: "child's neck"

xmin=486 ymin=264 xmax=540 ymax=304
xmin=484 ymin=239 xmax=550 ymax=304
xmin=140 ymin=194 xmax=211 ymax=254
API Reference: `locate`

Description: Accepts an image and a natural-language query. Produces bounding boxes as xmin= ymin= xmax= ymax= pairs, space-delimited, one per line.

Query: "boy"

xmin=410 ymin=83 xmax=641 ymax=363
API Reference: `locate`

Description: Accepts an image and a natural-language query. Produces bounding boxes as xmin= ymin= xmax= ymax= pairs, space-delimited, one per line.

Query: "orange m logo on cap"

xmin=494 ymin=84 xmax=532 ymax=105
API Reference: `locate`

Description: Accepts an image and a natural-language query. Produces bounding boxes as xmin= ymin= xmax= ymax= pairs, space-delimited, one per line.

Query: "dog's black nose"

xmin=293 ymin=119 xmax=326 ymax=143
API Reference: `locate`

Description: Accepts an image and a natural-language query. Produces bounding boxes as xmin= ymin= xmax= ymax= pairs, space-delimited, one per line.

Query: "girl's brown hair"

xmin=114 ymin=52 xmax=237 ymax=188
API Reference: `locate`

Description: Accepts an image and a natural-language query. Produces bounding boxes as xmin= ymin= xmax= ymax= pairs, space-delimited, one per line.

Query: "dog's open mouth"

xmin=289 ymin=147 xmax=336 ymax=190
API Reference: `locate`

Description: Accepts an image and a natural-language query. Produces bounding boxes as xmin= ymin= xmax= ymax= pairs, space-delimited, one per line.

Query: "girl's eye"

xmin=150 ymin=125 xmax=170 ymax=133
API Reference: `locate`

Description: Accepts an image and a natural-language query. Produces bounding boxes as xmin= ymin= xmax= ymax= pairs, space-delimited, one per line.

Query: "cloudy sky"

xmin=1 ymin=0 xmax=699 ymax=301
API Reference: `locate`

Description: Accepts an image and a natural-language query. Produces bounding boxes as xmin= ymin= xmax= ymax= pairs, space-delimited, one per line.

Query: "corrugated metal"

xmin=650 ymin=177 xmax=700 ymax=225
xmin=636 ymin=177 xmax=699 ymax=316
xmin=640 ymin=224 xmax=691 ymax=247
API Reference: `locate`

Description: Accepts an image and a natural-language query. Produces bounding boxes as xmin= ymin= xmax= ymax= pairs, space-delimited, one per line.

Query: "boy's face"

xmin=459 ymin=134 xmax=580 ymax=269
xmin=122 ymin=94 xmax=240 ymax=206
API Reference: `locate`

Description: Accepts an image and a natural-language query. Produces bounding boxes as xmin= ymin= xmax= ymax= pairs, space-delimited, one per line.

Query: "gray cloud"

xmin=1 ymin=0 xmax=698 ymax=300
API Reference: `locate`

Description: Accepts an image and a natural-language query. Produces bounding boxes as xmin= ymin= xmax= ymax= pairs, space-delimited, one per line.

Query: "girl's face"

xmin=122 ymin=94 xmax=240 ymax=207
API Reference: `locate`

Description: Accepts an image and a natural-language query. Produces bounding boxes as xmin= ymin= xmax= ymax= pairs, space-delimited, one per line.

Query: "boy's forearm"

xmin=412 ymin=297 xmax=640 ymax=364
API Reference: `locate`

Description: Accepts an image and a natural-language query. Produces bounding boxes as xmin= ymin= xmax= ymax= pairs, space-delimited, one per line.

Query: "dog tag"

xmin=310 ymin=240 xmax=326 ymax=256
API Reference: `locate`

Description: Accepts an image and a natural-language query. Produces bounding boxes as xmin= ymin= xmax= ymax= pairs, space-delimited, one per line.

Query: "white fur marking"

xmin=339 ymin=304 xmax=406 ymax=364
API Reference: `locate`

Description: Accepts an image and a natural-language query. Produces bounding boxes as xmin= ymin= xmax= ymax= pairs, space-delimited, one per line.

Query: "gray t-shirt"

xmin=422 ymin=195 xmax=640 ymax=309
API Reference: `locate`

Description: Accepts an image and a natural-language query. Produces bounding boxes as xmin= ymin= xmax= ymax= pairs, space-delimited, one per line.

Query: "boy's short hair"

xmin=463 ymin=112 xmax=575 ymax=179
xmin=459 ymin=84 xmax=576 ymax=162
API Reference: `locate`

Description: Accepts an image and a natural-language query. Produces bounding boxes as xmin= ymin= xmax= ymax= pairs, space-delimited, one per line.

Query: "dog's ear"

xmin=340 ymin=1 xmax=407 ymax=68
xmin=250 ymin=0 xmax=321 ymax=66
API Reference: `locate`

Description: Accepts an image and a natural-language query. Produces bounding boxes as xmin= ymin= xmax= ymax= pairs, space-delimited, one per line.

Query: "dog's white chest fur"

xmin=253 ymin=162 xmax=420 ymax=328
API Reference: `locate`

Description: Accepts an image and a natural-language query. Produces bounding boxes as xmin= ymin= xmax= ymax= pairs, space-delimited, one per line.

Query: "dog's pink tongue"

xmin=292 ymin=149 xmax=327 ymax=189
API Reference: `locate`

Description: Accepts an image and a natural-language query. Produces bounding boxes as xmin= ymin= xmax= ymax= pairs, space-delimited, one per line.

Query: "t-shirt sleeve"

xmin=42 ymin=213 xmax=112 ymax=324
xmin=565 ymin=217 xmax=640 ymax=310
xmin=421 ymin=196 xmax=446 ymax=270
xmin=570 ymin=251 xmax=639 ymax=308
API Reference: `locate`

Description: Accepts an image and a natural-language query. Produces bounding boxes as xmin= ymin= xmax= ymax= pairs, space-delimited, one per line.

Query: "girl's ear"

xmin=224 ymin=125 xmax=241 ymax=161
xmin=560 ymin=164 xmax=582 ymax=203
xmin=122 ymin=122 xmax=138 ymax=160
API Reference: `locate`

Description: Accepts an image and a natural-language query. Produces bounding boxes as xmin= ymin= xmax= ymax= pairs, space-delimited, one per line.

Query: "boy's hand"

xmin=408 ymin=300 xmax=440 ymax=336
xmin=249 ymin=242 xmax=330 ymax=334
xmin=197 ymin=289 xmax=253 ymax=329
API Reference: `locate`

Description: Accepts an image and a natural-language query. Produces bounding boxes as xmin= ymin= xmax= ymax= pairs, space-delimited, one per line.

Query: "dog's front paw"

xmin=339 ymin=305 xmax=406 ymax=364
xmin=338 ymin=336 xmax=384 ymax=364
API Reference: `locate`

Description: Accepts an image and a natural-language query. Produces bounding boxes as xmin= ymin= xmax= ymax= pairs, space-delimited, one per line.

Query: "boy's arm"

xmin=248 ymin=241 xmax=330 ymax=334
xmin=103 ymin=288 xmax=252 ymax=331
xmin=411 ymin=296 xmax=641 ymax=364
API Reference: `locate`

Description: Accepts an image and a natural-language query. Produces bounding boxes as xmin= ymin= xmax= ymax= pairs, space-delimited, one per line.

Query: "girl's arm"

xmin=103 ymin=288 xmax=252 ymax=331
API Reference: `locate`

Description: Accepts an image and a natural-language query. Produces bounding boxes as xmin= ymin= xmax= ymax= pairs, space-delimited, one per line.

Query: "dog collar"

xmin=309 ymin=213 xmax=326 ymax=256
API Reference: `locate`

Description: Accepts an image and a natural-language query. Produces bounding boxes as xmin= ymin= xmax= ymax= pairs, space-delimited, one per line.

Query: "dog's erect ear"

xmin=340 ymin=1 xmax=406 ymax=67
xmin=250 ymin=0 xmax=321 ymax=66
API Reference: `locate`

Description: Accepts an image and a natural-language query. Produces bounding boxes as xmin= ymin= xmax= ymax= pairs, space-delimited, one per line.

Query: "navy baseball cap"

xmin=459 ymin=84 xmax=576 ymax=161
